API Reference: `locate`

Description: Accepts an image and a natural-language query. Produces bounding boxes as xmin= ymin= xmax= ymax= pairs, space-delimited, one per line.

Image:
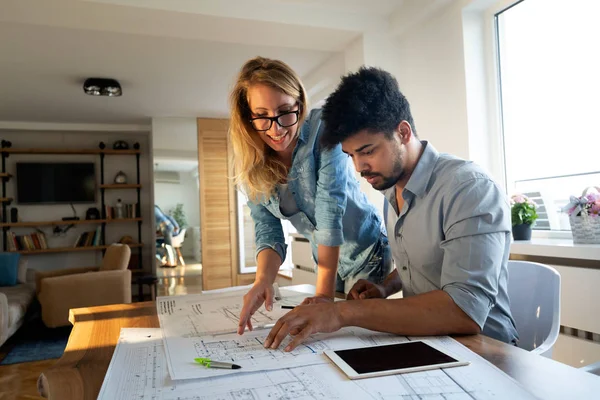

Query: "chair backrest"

xmin=170 ymin=228 xmax=187 ymax=248
xmin=507 ymin=260 xmax=561 ymax=356
xmin=100 ymin=243 xmax=131 ymax=271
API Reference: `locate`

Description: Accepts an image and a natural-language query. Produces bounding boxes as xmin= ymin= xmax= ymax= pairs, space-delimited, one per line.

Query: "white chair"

xmin=581 ymin=362 xmax=600 ymax=376
xmin=170 ymin=228 xmax=187 ymax=266
xmin=507 ymin=260 xmax=561 ymax=357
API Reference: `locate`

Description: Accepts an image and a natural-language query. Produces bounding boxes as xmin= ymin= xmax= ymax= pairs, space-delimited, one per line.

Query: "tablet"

xmin=324 ymin=340 xmax=470 ymax=380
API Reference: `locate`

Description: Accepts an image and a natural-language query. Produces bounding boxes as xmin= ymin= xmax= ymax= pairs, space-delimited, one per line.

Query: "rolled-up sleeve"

xmin=247 ymin=200 xmax=287 ymax=264
xmin=440 ymin=177 xmax=511 ymax=329
xmin=314 ymin=144 xmax=348 ymax=247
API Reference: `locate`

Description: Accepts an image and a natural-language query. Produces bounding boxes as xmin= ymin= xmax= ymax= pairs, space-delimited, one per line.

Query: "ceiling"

xmin=0 ymin=0 xmax=408 ymax=125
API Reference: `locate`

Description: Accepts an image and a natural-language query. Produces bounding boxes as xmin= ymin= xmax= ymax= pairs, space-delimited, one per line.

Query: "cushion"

xmin=100 ymin=244 xmax=131 ymax=271
xmin=0 ymin=253 xmax=20 ymax=286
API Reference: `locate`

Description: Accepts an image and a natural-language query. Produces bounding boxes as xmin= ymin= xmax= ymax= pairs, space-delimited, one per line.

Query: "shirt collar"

xmin=382 ymin=140 xmax=439 ymax=204
xmin=297 ymin=117 xmax=311 ymax=144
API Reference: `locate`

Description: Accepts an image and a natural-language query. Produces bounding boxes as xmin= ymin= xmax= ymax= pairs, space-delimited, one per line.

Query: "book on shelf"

xmin=74 ymin=226 xmax=103 ymax=247
xmin=7 ymin=231 xmax=48 ymax=251
xmin=104 ymin=203 xmax=138 ymax=219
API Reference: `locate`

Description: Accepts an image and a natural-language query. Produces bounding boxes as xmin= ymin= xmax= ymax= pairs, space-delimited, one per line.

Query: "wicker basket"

xmin=569 ymin=186 xmax=600 ymax=244
xmin=570 ymin=214 xmax=600 ymax=244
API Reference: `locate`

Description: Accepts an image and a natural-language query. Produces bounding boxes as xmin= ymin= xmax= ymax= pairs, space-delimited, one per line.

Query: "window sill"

xmin=277 ymin=268 xmax=293 ymax=280
xmin=510 ymin=238 xmax=600 ymax=261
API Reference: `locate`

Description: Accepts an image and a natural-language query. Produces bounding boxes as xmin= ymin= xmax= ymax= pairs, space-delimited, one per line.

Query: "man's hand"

xmin=299 ymin=294 xmax=334 ymax=306
xmin=263 ymin=303 xmax=343 ymax=352
xmin=238 ymin=280 xmax=274 ymax=335
xmin=346 ymin=279 xmax=387 ymax=300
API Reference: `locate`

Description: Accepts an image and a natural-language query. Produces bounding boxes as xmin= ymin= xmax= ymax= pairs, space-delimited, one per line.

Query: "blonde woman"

xmin=230 ymin=57 xmax=391 ymax=335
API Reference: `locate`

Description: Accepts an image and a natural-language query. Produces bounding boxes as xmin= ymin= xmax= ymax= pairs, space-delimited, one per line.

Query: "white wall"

xmin=152 ymin=117 xmax=198 ymax=159
xmin=303 ymin=52 xmax=345 ymax=107
xmin=393 ymin=5 xmax=471 ymax=161
xmin=154 ymin=170 xmax=200 ymax=228
xmin=151 ymin=117 xmax=200 ymax=259
xmin=344 ymin=36 xmax=364 ymax=73
xmin=0 ymin=129 xmax=153 ymax=272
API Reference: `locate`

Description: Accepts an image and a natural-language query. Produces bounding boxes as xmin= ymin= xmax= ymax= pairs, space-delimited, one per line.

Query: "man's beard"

xmin=361 ymin=157 xmax=404 ymax=191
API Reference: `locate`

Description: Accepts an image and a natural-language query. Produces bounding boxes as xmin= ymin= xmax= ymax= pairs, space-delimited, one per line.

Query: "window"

xmin=237 ymin=190 xmax=294 ymax=273
xmin=495 ymin=0 xmax=600 ymax=232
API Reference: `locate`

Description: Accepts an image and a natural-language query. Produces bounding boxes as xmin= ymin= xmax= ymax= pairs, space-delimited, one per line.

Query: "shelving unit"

xmin=15 ymin=243 xmax=144 ymax=255
xmin=99 ymin=141 xmax=143 ymax=270
xmin=0 ymin=217 xmax=142 ymax=228
xmin=0 ymin=140 xmax=145 ymax=270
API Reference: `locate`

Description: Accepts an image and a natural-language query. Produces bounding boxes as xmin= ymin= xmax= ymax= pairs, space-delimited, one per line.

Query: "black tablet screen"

xmin=334 ymin=341 xmax=458 ymax=374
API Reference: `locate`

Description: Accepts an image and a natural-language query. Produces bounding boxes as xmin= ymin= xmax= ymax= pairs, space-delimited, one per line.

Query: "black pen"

xmin=281 ymin=305 xmax=295 ymax=309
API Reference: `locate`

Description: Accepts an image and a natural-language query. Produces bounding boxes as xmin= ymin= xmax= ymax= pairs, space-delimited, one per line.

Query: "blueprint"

xmin=98 ymin=328 xmax=537 ymax=400
xmin=156 ymin=288 xmax=308 ymax=337
xmin=163 ymin=324 xmax=409 ymax=380
xmin=157 ymin=289 xmax=381 ymax=380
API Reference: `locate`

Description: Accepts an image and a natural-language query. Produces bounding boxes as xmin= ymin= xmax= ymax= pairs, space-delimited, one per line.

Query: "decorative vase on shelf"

xmin=512 ymin=223 xmax=532 ymax=241
xmin=115 ymin=199 xmax=125 ymax=219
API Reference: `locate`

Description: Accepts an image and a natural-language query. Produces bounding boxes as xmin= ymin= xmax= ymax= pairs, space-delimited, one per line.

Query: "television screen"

xmin=16 ymin=162 xmax=96 ymax=204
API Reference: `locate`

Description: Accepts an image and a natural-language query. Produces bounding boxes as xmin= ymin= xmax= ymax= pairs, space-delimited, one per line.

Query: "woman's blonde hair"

xmin=229 ymin=56 xmax=308 ymax=203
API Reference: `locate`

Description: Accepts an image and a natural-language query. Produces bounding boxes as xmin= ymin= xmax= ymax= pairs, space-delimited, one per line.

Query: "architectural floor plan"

xmin=98 ymin=328 xmax=537 ymax=400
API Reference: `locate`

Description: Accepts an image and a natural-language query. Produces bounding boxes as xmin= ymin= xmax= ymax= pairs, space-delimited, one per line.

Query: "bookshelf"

xmin=0 ymin=140 xmax=145 ymax=269
xmin=0 ymin=218 xmax=142 ymax=228
xmin=15 ymin=243 xmax=144 ymax=255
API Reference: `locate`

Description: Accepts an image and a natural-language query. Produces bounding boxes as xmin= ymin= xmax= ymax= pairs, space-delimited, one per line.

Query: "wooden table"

xmin=38 ymin=285 xmax=600 ymax=400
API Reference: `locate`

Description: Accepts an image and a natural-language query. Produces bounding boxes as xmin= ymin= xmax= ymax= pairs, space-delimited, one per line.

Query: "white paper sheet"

xmin=98 ymin=328 xmax=537 ymax=400
xmin=156 ymin=288 xmax=309 ymax=336
xmin=164 ymin=325 xmax=410 ymax=380
xmin=157 ymin=289 xmax=356 ymax=380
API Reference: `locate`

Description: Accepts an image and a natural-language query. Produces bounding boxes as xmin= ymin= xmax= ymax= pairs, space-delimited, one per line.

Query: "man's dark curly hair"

xmin=321 ymin=66 xmax=417 ymax=149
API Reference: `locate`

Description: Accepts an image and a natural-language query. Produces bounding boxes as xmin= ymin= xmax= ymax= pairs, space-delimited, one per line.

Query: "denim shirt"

xmin=247 ymin=108 xmax=385 ymax=279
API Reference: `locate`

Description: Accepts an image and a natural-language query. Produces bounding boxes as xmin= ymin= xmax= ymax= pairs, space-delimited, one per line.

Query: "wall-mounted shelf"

xmin=0 ymin=148 xmax=140 ymax=155
xmin=0 ymin=218 xmax=142 ymax=228
xmin=1 ymin=141 xmax=145 ymax=271
xmin=11 ymin=242 xmax=143 ymax=255
xmin=100 ymin=184 xmax=142 ymax=189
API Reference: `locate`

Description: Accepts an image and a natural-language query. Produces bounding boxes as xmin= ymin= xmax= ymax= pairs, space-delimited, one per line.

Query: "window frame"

xmin=482 ymin=0 xmax=574 ymax=240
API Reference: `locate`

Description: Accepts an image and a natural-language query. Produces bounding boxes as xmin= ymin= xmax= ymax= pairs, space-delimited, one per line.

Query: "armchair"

xmin=36 ymin=243 xmax=132 ymax=328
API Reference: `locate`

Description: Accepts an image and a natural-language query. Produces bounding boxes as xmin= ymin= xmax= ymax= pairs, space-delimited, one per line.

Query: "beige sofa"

xmin=0 ymin=260 xmax=36 ymax=348
xmin=36 ymin=244 xmax=132 ymax=328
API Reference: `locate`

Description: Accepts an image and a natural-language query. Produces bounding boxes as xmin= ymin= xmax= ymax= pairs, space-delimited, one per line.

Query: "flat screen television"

xmin=16 ymin=162 xmax=96 ymax=204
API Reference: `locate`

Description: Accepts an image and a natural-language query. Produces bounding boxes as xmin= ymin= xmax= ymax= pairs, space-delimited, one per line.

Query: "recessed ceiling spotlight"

xmin=83 ymin=78 xmax=122 ymax=96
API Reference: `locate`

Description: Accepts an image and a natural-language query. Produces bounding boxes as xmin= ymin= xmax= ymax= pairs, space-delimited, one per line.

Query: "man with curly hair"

xmin=263 ymin=67 xmax=518 ymax=352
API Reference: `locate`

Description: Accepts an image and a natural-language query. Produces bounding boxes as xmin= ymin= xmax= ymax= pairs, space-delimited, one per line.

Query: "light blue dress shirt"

xmin=247 ymin=108 xmax=386 ymax=280
xmin=382 ymin=141 xmax=518 ymax=344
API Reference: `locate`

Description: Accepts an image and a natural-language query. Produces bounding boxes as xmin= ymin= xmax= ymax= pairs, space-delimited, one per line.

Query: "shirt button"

xmin=402 ymin=266 xmax=408 ymax=271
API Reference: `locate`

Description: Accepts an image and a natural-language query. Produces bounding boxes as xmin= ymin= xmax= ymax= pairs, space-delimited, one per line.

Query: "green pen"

xmin=194 ymin=357 xmax=242 ymax=369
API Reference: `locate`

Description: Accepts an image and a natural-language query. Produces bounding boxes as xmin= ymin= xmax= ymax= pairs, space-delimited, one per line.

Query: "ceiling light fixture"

xmin=83 ymin=78 xmax=122 ymax=97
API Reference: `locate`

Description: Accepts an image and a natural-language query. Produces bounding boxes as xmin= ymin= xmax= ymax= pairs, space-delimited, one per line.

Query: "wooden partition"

xmin=197 ymin=118 xmax=238 ymax=290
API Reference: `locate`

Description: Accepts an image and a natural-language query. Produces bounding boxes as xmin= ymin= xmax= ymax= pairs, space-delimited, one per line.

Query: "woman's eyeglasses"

xmin=250 ymin=110 xmax=300 ymax=132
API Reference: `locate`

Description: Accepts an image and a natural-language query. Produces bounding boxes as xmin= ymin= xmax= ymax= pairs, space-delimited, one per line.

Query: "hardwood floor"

xmin=0 ymin=358 xmax=54 ymax=400
xmin=0 ymin=272 xmax=202 ymax=399
xmin=157 ymin=274 xmax=203 ymax=296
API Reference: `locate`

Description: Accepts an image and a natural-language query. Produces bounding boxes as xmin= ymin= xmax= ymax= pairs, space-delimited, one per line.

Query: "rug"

xmin=0 ymin=319 xmax=72 ymax=365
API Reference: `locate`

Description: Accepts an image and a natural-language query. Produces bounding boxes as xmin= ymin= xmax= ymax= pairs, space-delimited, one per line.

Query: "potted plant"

xmin=169 ymin=203 xmax=187 ymax=229
xmin=510 ymin=194 xmax=538 ymax=240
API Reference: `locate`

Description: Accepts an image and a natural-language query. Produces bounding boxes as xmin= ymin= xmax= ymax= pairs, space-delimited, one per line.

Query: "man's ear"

xmin=396 ymin=121 xmax=413 ymax=143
